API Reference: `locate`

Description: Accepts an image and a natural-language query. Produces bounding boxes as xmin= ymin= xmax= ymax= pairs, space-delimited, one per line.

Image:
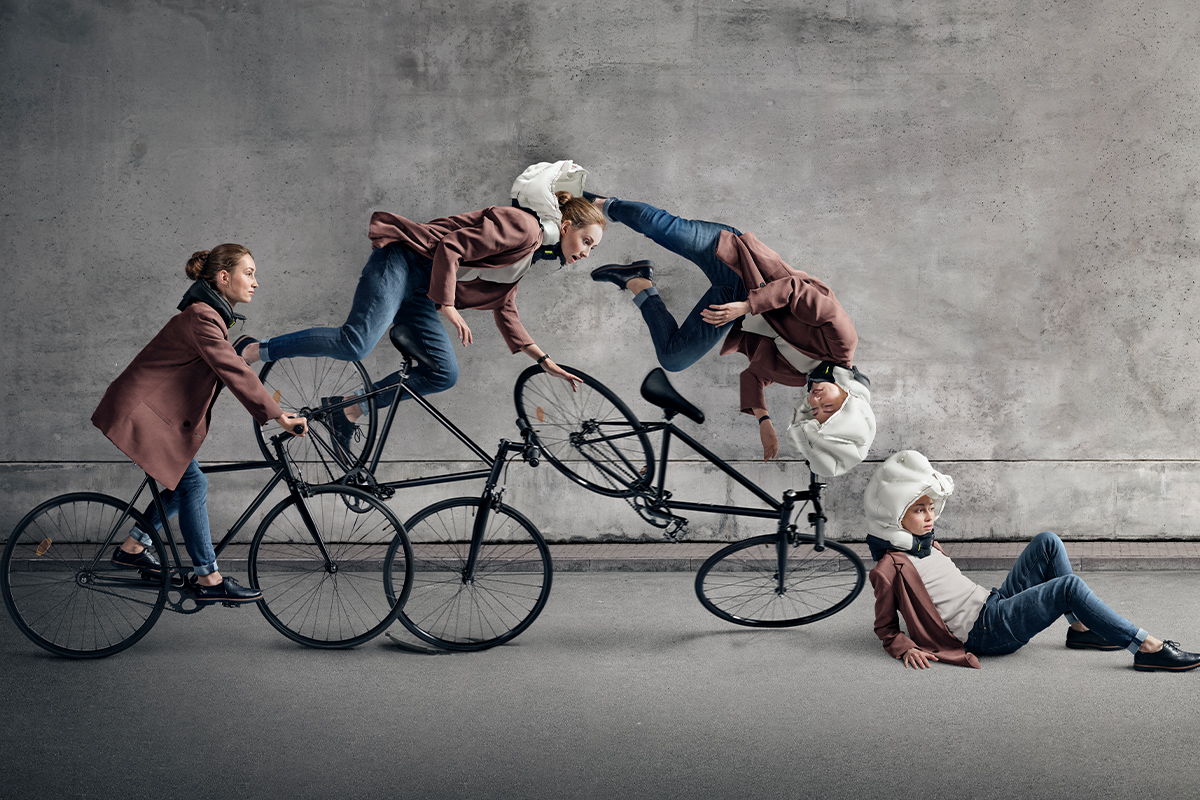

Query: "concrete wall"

xmin=3 ymin=0 xmax=1199 ymax=542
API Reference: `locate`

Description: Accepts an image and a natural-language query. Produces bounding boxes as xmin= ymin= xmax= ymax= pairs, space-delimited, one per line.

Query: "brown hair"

xmin=185 ymin=243 xmax=252 ymax=284
xmin=555 ymin=191 xmax=607 ymax=231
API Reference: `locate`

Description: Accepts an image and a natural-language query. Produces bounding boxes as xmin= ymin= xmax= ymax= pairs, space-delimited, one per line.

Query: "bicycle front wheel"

xmin=385 ymin=497 xmax=552 ymax=651
xmin=514 ymin=363 xmax=654 ymax=498
xmin=254 ymin=356 xmax=378 ymax=479
xmin=1 ymin=493 xmax=169 ymax=658
xmin=249 ymin=486 xmax=410 ymax=648
xmin=695 ymin=534 xmax=865 ymax=627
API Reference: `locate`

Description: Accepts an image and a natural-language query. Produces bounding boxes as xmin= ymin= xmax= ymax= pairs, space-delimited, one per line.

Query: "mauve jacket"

xmin=714 ymin=230 xmax=858 ymax=413
xmin=869 ymin=550 xmax=982 ymax=669
xmin=92 ymin=303 xmax=284 ymax=490
xmin=368 ymin=206 xmax=543 ymax=353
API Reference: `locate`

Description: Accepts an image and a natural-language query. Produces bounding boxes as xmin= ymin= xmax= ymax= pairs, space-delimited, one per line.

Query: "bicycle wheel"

xmin=253 ymin=356 xmax=378 ymax=478
xmin=695 ymin=534 xmax=865 ymax=627
xmin=248 ymin=485 xmax=411 ymax=648
xmin=1 ymin=493 xmax=169 ymax=658
xmin=514 ymin=363 xmax=654 ymax=498
xmin=385 ymin=497 xmax=552 ymax=651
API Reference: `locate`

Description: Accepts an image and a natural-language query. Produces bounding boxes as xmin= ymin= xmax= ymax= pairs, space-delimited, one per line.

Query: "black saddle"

xmin=639 ymin=368 xmax=705 ymax=424
xmin=389 ymin=325 xmax=439 ymax=373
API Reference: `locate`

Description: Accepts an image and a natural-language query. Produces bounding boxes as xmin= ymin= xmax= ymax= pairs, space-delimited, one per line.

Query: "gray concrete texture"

xmin=3 ymin=0 xmax=1200 ymax=540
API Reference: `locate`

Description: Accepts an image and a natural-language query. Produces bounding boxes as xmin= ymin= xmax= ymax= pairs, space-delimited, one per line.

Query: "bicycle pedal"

xmin=221 ymin=601 xmax=240 ymax=609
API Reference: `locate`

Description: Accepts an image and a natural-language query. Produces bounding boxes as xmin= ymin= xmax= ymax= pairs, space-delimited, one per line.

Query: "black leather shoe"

xmin=1134 ymin=640 xmax=1200 ymax=672
xmin=1066 ymin=627 xmax=1123 ymax=651
xmin=194 ymin=577 xmax=263 ymax=606
xmin=110 ymin=547 xmax=162 ymax=575
xmin=590 ymin=260 xmax=655 ymax=290
xmin=582 ymin=190 xmax=605 ymax=203
xmin=321 ymin=396 xmax=358 ymax=461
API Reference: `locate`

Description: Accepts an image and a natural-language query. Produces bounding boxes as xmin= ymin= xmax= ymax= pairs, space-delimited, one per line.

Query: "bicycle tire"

xmin=514 ymin=363 xmax=654 ymax=498
xmin=694 ymin=534 xmax=865 ymax=627
xmin=384 ymin=497 xmax=552 ymax=651
xmin=248 ymin=485 xmax=411 ymax=648
xmin=1 ymin=493 xmax=169 ymax=658
xmin=253 ymin=356 xmax=378 ymax=479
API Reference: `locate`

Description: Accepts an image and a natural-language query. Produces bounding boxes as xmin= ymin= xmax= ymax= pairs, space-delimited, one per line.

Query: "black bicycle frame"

xmin=579 ymin=415 xmax=828 ymax=549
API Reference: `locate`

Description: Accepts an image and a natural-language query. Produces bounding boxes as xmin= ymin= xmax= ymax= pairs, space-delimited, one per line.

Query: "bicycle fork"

xmin=462 ymin=433 xmax=542 ymax=584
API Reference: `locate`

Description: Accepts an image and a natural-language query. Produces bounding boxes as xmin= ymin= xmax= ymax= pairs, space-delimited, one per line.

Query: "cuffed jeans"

xmin=604 ymin=197 xmax=747 ymax=372
xmin=129 ymin=459 xmax=218 ymax=576
xmin=965 ymin=532 xmax=1148 ymax=656
xmin=259 ymin=243 xmax=459 ymax=407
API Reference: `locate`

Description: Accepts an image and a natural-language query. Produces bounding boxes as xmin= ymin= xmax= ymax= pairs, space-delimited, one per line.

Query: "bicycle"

xmin=513 ymin=365 xmax=866 ymax=628
xmin=252 ymin=325 xmax=552 ymax=652
xmin=1 ymin=428 xmax=413 ymax=658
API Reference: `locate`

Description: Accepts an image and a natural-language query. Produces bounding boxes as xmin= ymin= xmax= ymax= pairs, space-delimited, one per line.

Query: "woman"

xmin=92 ymin=244 xmax=308 ymax=605
xmin=588 ymin=194 xmax=874 ymax=474
xmin=241 ymin=161 xmax=607 ymax=411
xmin=865 ymin=450 xmax=1200 ymax=672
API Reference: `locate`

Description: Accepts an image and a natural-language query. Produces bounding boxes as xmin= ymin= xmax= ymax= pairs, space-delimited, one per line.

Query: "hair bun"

xmin=185 ymin=250 xmax=211 ymax=280
xmin=555 ymin=190 xmax=574 ymax=206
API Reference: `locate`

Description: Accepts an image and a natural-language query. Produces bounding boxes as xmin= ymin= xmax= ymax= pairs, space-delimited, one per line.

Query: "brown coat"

xmin=368 ymin=206 xmax=543 ymax=352
xmin=715 ymin=230 xmax=858 ymax=413
xmin=92 ymin=303 xmax=283 ymax=490
xmin=869 ymin=550 xmax=982 ymax=669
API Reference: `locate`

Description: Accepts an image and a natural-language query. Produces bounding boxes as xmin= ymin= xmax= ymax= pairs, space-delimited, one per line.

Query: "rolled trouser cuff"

xmin=1127 ymin=628 xmax=1149 ymax=654
xmin=632 ymin=286 xmax=660 ymax=308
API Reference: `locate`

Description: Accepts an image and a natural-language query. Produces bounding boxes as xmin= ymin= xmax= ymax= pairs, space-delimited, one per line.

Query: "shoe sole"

xmin=1133 ymin=662 xmax=1200 ymax=672
xmin=194 ymin=597 xmax=262 ymax=605
xmin=1065 ymin=642 xmax=1124 ymax=651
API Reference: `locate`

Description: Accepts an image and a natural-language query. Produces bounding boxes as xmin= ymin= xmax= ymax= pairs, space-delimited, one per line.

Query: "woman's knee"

xmin=337 ymin=328 xmax=376 ymax=362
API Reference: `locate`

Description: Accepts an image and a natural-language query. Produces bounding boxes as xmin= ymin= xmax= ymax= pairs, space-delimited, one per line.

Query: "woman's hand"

xmin=902 ymin=647 xmax=940 ymax=670
xmin=439 ymin=305 xmax=473 ymax=345
xmin=540 ymin=358 xmax=580 ymax=392
xmin=276 ymin=413 xmax=308 ymax=437
xmin=700 ymin=300 xmax=751 ymax=327
xmin=759 ymin=418 xmax=778 ymax=461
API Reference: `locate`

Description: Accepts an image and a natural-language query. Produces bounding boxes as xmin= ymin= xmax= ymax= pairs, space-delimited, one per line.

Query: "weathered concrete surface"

xmin=3 ymin=571 xmax=1200 ymax=799
xmin=3 ymin=1 xmax=1200 ymax=538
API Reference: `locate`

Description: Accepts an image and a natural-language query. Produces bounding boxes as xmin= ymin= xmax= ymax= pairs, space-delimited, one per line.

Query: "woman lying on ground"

xmin=865 ymin=450 xmax=1200 ymax=672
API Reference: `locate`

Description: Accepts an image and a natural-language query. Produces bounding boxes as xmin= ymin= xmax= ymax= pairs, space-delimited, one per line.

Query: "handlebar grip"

xmin=292 ymin=424 xmax=304 ymax=434
xmin=813 ymin=514 xmax=826 ymax=551
xmin=527 ymin=445 xmax=541 ymax=467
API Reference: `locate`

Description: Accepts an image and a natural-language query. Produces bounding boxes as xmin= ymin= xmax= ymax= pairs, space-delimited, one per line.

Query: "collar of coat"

xmin=177 ymin=280 xmax=246 ymax=328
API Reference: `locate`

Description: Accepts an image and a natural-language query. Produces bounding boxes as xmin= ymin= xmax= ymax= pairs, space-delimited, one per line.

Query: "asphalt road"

xmin=2 ymin=570 xmax=1199 ymax=799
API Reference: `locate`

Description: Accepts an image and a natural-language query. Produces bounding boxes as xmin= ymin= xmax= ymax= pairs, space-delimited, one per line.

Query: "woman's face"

xmin=216 ymin=254 xmax=258 ymax=306
xmin=560 ymin=221 xmax=603 ymax=265
xmin=807 ymin=382 xmax=847 ymax=423
xmin=901 ymin=495 xmax=938 ymax=536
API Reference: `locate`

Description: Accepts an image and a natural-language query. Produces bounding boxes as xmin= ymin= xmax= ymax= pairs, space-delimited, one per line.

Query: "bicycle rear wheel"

xmin=248 ymin=486 xmax=410 ymax=648
xmin=514 ymin=364 xmax=654 ymax=498
xmin=695 ymin=534 xmax=865 ymax=627
xmin=384 ymin=497 xmax=552 ymax=651
xmin=253 ymin=356 xmax=378 ymax=479
xmin=1 ymin=493 xmax=169 ymax=658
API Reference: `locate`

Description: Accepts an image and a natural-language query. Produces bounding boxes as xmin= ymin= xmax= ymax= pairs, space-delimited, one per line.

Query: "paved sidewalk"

xmin=547 ymin=540 xmax=1200 ymax=571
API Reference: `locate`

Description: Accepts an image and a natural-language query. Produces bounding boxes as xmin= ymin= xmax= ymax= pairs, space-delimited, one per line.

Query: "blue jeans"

xmin=259 ymin=243 xmax=458 ymax=406
xmin=605 ymin=198 xmax=747 ymax=372
xmin=129 ymin=460 xmax=217 ymax=576
xmin=965 ymin=532 xmax=1148 ymax=655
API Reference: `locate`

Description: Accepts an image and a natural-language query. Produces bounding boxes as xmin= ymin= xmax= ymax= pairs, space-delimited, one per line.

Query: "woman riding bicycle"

xmin=588 ymin=193 xmax=874 ymax=476
xmin=92 ymin=244 xmax=308 ymax=605
xmin=241 ymin=161 xmax=607 ymax=418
